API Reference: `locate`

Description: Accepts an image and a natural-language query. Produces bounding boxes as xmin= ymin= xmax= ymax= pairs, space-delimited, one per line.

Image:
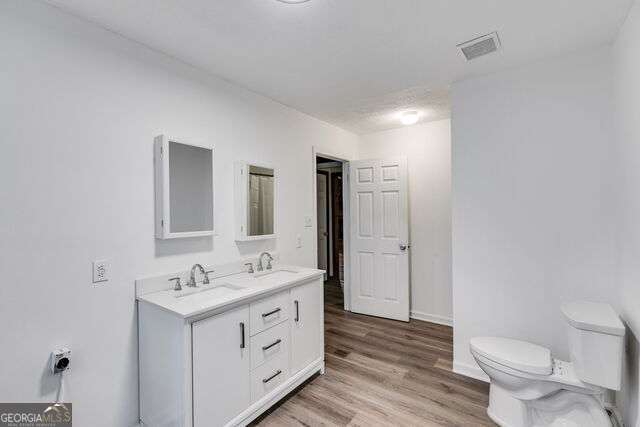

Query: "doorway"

xmin=315 ymin=155 xmax=347 ymax=308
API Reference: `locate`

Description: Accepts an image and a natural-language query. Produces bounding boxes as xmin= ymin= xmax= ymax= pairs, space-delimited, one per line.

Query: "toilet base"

xmin=487 ymin=384 xmax=612 ymax=427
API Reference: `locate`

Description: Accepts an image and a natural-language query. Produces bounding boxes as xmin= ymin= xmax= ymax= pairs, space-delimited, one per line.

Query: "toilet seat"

xmin=470 ymin=337 xmax=597 ymax=393
xmin=470 ymin=337 xmax=552 ymax=375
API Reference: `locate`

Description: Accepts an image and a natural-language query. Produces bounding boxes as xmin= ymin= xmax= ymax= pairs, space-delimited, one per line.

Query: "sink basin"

xmin=174 ymin=283 xmax=243 ymax=300
xmin=253 ymin=268 xmax=300 ymax=281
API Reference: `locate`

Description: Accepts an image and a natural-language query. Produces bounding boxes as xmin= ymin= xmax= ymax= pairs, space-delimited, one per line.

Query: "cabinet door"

xmin=290 ymin=279 xmax=324 ymax=374
xmin=192 ymin=305 xmax=250 ymax=427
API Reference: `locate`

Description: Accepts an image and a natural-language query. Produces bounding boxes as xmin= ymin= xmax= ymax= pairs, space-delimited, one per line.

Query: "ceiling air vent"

xmin=457 ymin=32 xmax=501 ymax=60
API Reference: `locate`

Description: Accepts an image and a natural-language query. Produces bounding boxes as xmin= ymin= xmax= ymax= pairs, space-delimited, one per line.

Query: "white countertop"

xmin=136 ymin=265 xmax=324 ymax=319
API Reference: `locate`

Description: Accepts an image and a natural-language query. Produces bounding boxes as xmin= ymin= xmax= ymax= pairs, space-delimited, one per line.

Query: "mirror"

xmin=155 ymin=135 xmax=214 ymax=239
xmin=235 ymin=162 xmax=276 ymax=241
xmin=247 ymin=165 xmax=274 ymax=236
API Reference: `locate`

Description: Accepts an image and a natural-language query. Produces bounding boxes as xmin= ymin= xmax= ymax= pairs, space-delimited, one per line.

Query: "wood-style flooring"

xmin=251 ymin=279 xmax=494 ymax=426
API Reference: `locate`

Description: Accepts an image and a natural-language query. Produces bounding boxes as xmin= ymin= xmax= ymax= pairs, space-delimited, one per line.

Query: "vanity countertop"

xmin=136 ymin=265 xmax=323 ymax=320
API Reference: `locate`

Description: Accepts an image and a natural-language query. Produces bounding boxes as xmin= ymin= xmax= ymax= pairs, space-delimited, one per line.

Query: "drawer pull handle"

xmin=262 ymin=370 xmax=282 ymax=384
xmin=262 ymin=307 xmax=281 ymax=318
xmin=240 ymin=322 xmax=246 ymax=349
xmin=294 ymin=300 xmax=300 ymax=322
xmin=262 ymin=339 xmax=282 ymax=351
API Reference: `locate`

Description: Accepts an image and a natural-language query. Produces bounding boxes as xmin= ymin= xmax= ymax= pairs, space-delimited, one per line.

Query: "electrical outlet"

xmin=51 ymin=348 xmax=71 ymax=374
xmin=92 ymin=260 xmax=109 ymax=283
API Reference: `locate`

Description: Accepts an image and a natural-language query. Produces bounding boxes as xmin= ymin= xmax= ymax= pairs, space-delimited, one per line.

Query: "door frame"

xmin=316 ymin=170 xmax=330 ymax=280
xmin=311 ymin=147 xmax=351 ymax=312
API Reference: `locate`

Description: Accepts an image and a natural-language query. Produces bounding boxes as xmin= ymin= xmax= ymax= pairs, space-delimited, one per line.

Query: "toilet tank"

xmin=561 ymin=301 xmax=625 ymax=390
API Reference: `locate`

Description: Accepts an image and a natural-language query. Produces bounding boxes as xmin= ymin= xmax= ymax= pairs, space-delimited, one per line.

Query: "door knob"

xmin=399 ymin=244 xmax=411 ymax=251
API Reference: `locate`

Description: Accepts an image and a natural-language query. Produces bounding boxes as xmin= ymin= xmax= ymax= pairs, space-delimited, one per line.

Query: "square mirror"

xmin=234 ymin=162 xmax=276 ymax=241
xmin=154 ymin=135 xmax=214 ymax=239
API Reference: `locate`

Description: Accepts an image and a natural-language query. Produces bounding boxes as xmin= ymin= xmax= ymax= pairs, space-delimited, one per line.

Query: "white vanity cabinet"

xmin=137 ymin=272 xmax=324 ymax=427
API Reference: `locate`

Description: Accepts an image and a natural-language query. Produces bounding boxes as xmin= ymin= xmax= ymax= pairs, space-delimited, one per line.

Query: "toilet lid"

xmin=470 ymin=337 xmax=552 ymax=375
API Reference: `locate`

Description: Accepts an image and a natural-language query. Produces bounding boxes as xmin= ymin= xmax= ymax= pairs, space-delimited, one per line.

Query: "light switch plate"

xmin=304 ymin=216 xmax=313 ymax=227
xmin=92 ymin=260 xmax=109 ymax=283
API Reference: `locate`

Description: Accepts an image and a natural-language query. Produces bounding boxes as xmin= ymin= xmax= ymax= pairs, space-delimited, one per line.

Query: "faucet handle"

xmin=203 ymin=269 xmax=214 ymax=285
xmin=168 ymin=277 xmax=182 ymax=291
xmin=244 ymin=262 xmax=255 ymax=274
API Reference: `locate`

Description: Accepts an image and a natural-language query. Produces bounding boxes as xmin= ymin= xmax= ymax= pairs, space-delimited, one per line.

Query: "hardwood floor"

xmin=251 ymin=279 xmax=494 ymax=426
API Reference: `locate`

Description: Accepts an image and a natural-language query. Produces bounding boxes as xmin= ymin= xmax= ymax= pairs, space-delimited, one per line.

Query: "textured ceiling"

xmin=324 ymin=86 xmax=450 ymax=134
xmin=46 ymin=0 xmax=633 ymax=134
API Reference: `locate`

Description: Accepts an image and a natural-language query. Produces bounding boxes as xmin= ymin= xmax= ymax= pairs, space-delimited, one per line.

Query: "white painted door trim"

xmin=311 ymin=147 xmax=351 ymax=312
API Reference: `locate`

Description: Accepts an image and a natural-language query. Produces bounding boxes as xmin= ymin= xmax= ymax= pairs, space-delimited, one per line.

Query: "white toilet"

xmin=470 ymin=301 xmax=625 ymax=427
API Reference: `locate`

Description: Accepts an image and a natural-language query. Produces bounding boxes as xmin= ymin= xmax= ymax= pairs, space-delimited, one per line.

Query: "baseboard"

xmin=231 ymin=358 xmax=324 ymax=426
xmin=453 ymin=360 xmax=489 ymax=383
xmin=410 ymin=310 xmax=453 ymax=327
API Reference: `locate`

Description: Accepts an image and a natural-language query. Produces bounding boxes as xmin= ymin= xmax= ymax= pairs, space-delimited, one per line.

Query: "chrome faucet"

xmin=188 ymin=264 xmax=206 ymax=287
xmin=257 ymin=252 xmax=273 ymax=272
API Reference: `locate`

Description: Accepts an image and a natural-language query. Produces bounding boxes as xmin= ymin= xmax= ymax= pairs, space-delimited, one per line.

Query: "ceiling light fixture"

xmin=400 ymin=111 xmax=419 ymax=126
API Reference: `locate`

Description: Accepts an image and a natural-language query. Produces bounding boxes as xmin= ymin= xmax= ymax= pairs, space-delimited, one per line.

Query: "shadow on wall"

xmin=622 ymin=324 xmax=639 ymax=426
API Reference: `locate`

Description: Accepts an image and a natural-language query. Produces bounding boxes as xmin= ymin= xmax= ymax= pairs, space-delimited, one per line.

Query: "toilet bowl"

xmin=471 ymin=337 xmax=610 ymax=426
xmin=470 ymin=301 xmax=625 ymax=427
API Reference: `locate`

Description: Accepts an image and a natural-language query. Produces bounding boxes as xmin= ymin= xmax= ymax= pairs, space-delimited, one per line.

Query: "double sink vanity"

xmin=142 ymin=136 xmax=322 ymax=425
xmin=136 ymin=256 xmax=324 ymax=427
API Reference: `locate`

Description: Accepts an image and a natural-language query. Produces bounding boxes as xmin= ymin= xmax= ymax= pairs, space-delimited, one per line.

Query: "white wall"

xmin=613 ymin=1 xmax=640 ymax=424
xmin=451 ymin=48 xmax=616 ymax=379
xmin=0 ymin=2 xmax=357 ymax=426
xmin=358 ymin=120 xmax=452 ymax=324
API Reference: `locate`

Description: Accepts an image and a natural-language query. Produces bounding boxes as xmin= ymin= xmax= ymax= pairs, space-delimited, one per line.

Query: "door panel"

xmin=357 ymin=191 xmax=374 ymax=237
xmin=350 ymin=158 xmax=409 ymax=321
xmin=382 ymin=191 xmax=400 ymax=238
xmin=381 ymin=253 xmax=399 ymax=301
xmin=192 ymin=305 xmax=251 ymax=427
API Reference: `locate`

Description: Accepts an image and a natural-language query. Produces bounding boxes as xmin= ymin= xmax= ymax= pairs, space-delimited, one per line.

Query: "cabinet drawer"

xmin=249 ymin=291 xmax=289 ymax=336
xmin=250 ymin=321 xmax=289 ymax=370
xmin=250 ymin=352 xmax=289 ymax=402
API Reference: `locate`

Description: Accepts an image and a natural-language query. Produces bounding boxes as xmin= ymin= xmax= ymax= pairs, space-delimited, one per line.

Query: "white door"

xmin=192 ymin=305 xmax=251 ymax=427
xmin=317 ymin=172 xmax=329 ymax=279
xmin=349 ymin=158 xmax=410 ymax=321
xmin=291 ymin=279 xmax=324 ymax=374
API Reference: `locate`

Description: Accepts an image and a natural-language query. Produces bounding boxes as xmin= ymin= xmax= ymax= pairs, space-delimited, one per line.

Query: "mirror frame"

xmin=234 ymin=161 xmax=277 ymax=242
xmin=154 ymin=135 xmax=215 ymax=239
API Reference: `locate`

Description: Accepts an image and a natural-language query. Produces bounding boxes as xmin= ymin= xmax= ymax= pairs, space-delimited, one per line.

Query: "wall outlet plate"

xmin=51 ymin=347 xmax=71 ymax=374
xmin=92 ymin=260 xmax=109 ymax=283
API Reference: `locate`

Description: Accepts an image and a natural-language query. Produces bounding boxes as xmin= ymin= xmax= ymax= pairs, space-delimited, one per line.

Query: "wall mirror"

xmin=234 ymin=162 xmax=276 ymax=241
xmin=154 ymin=135 xmax=214 ymax=239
